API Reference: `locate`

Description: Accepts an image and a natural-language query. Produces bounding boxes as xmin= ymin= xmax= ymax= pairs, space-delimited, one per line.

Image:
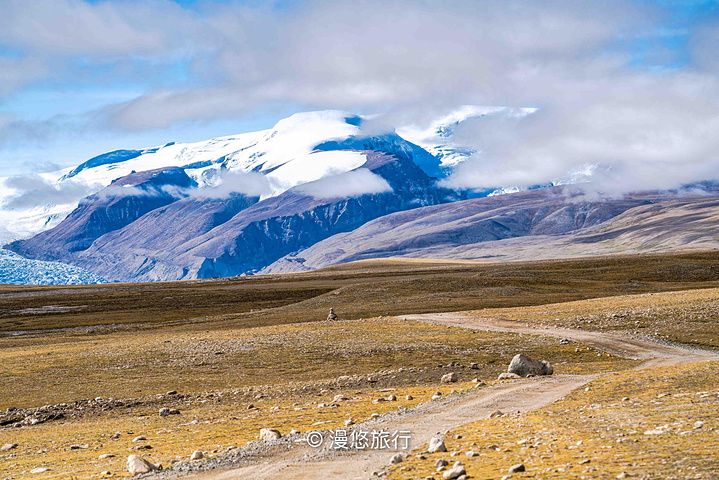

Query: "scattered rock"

xmin=98 ymin=454 xmax=115 ymax=459
xmin=508 ymin=354 xmax=553 ymax=377
xmin=428 ymin=437 xmax=447 ymax=453
xmin=509 ymin=463 xmax=526 ymax=473
xmin=432 ymin=392 xmax=443 ymax=400
xmin=387 ymin=395 xmax=397 ymax=402
xmin=694 ymin=421 xmax=705 ymax=430
xmin=465 ymin=451 xmax=478 ymax=457
xmin=333 ymin=394 xmax=349 ymax=402
xmin=470 ymin=363 xmax=479 ymax=369
xmin=560 ymin=338 xmax=570 ymax=344
xmin=435 ymin=459 xmax=449 ymax=468
xmin=390 ymin=453 xmax=403 ymax=464
xmin=442 ymin=465 xmax=466 ymax=479
xmin=617 ymin=473 xmax=632 ymax=479
xmin=406 ymin=395 xmax=414 ymax=401
xmin=132 ymin=436 xmax=146 ymax=443
xmin=441 ymin=373 xmax=458 ymax=383
xmin=126 ymin=455 xmax=157 ymax=475
xmin=1 ymin=443 xmax=18 ymax=451
xmin=487 ymin=410 xmax=504 ymax=419
xmin=30 ymin=467 xmax=50 ymax=474
xmin=259 ymin=428 xmax=282 ymax=441
xmin=497 ymin=372 xmax=521 ymax=380
xmin=190 ymin=450 xmax=204 ymax=461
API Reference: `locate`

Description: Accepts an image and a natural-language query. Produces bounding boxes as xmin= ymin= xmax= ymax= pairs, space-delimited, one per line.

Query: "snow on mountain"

xmin=397 ymin=105 xmax=537 ymax=167
xmin=0 ymin=110 xmax=436 ymax=243
xmin=0 ymin=249 xmax=106 ymax=285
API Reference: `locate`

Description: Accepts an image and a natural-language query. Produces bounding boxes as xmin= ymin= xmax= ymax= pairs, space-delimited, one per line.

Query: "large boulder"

xmin=259 ymin=428 xmax=282 ymax=442
xmin=507 ymin=354 xmax=553 ymax=377
xmin=428 ymin=437 xmax=447 ymax=453
xmin=126 ymin=455 xmax=157 ymax=475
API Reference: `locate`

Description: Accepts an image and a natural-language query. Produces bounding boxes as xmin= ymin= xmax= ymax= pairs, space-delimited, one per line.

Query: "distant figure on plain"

xmin=327 ymin=308 xmax=338 ymax=321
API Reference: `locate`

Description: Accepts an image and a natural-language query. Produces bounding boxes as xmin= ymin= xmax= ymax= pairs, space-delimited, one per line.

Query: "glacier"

xmin=0 ymin=249 xmax=106 ymax=285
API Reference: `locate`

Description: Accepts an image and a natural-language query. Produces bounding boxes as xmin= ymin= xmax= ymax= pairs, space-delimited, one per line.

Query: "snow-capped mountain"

xmin=5 ymin=110 xmax=470 ymax=282
xmin=0 ymin=249 xmax=106 ymax=285
xmin=0 ymin=111 xmax=444 ymax=244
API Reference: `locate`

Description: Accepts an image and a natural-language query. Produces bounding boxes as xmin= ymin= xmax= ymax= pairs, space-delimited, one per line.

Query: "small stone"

xmin=345 ymin=419 xmax=354 ymax=427
xmin=333 ymin=394 xmax=349 ymax=402
xmin=166 ymin=390 xmax=178 ymax=395
xmin=435 ymin=459 xmax=449 ymax=468
xmin=441 ymin=372 xmax=458 ymax=383
xmin=442 ymin=465 xmax=466 ymax=479
xmin=387 ymin=395 xmax=397 ymax=401
xmin=487 ymin=410 xmax=503 ymax=419
xmin=126 ymin=455 xmax=157 ymax=475
xmin=1 ymin=443 xmax=18 ymax=451
xmin=428 ymin=437 xmax=447 ymax=453
xmin=131 ymin=436 xmax=146 ymax=443
xmin=190 ymin=450 xmax=204 ymax=461
xmin=406 ymin=395 xmax=414 ymax=400
xmin=694 ymin=421 xmax=705 ymax=430
xmin=498 ymin=372 xmax=521 ymax=380
xmin=259 ymin=428 xmax=282 ymax=441
xmin=99 ymin=454 xmax=116 ymax=459
xmin=509 ymin=463 xmax=526 ymax=473
xmin=159 ymin=408 xmax=171 ymax=417
xmin=101 ymin=471 xmax=112 ymax=475
xmin=432 ymin=392 xmax=443 ymax=400
xmin=470 ymin=363 xmax=479 ymax=369
xmin=579 ymin=459 xmax=591 ymax=464
xmin=390 ymin=453 xmax=403 ymax=464
xmin=465 ymin=451 xmax=478 ymax=457
xmin=617 ymin=473 xmax=632 ymax=479
xmin=30 ymin=467 xmax=50 ymax=474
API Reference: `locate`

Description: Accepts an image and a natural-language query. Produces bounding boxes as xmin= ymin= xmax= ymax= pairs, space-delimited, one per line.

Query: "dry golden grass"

xmin=0 ymin=319 xmax=637 ymax=479
xmin=389 ymin=361 xmax=719 ymax=480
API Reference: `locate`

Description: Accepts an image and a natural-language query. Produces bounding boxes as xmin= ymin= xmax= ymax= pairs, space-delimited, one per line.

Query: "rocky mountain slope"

xmin=4 ymin=108 xmax=719 ymax=284
xmin=264 ymin=189 xmax=719 ymax=272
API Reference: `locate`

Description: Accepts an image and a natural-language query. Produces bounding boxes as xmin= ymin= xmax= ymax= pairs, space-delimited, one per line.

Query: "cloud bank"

xmin=0 ymin=0 xmax=718 ymax=195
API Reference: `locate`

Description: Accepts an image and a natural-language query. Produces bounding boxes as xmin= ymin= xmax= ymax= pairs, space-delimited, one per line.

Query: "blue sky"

xmin=1 ymin=0 xmax=718 ymax=181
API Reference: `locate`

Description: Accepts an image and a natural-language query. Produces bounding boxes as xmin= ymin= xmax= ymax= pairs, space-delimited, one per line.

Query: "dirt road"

xmin=169 ymin=313 xmax=719 ymax=480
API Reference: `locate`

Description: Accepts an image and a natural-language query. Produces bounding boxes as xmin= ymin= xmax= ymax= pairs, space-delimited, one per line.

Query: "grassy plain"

xmin=2 ymin=251 xmax=719 ymax=479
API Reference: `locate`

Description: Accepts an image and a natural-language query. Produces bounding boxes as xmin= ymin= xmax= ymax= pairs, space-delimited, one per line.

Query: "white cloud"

xmin=1 ymin=0 xmax=719 ymax=196
xmin=194 ymin=170 xmax=273 ymax=199
xmin=295 ymin=168 xmax=392 ymax=199
xmin=1 ymin=174 xmax=95 ymax=209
